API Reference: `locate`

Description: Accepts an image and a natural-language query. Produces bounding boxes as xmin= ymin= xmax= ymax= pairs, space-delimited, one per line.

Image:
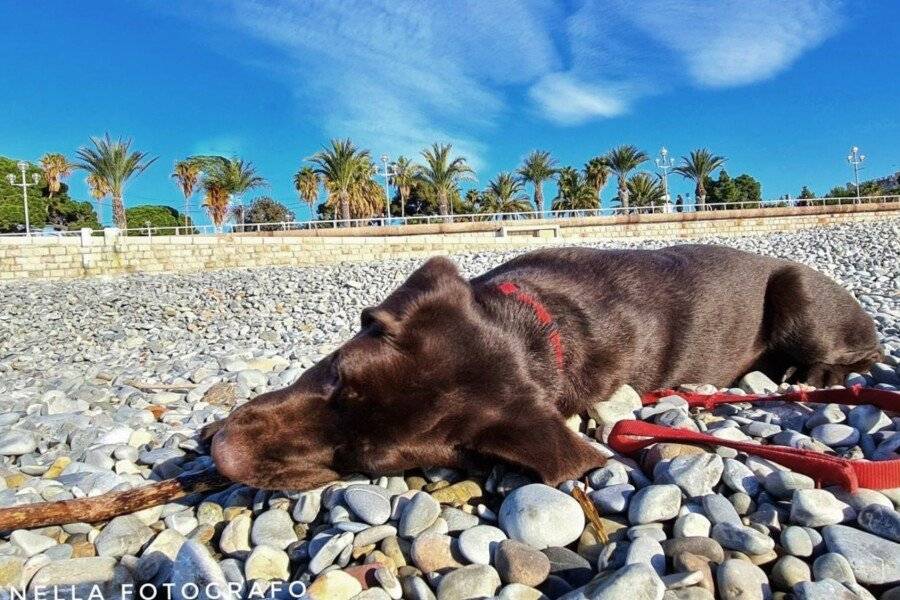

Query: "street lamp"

xmin=847 ymin=146 xmax=866 ymax=202
xmin=376 ymin=154 xmax=397 ymax=225
xmin=6 ymin=161 xmax=40 ymax=237
xmin=655 ymin=147 xmax=675 ymax=212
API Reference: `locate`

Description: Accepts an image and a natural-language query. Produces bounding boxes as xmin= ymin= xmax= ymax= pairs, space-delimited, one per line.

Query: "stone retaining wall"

xmin=1 ymin=203 xmax=897 ymax=281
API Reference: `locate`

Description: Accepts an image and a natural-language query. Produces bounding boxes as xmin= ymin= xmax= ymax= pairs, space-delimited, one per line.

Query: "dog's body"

xmin=209 ymin=245 xmax=881 ymax=490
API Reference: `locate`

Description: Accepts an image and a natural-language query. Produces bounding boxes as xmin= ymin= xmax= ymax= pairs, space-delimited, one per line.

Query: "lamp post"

xmin=847 ymin=146 xmax=866 ymax=203
xmin=377 ymin=154 xmax=397 ymax=225
xmin=655 ymin=147 xmax=674 ymax=213
xmin=6 ymin=161 xmax=40 ymax=237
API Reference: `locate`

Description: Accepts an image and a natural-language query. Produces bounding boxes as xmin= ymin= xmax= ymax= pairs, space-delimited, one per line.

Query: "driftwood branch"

xmin=0 ymin=468 xmax=229 ymax=531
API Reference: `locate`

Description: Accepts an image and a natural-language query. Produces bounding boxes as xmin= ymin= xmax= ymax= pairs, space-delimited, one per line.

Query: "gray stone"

xmin=716 ymin=558 xmax=768 ymax=600
xmin=588 ymin=462 xmax=630 ymax=488
xmin=495 ymin=539 xmax=551 ymax=587
xmin=588 ymin=563 xmax=665 ymax=600
xmin=251 ymin=509 xmax=298 ymax=549
xmin=588 ymin=384 xmax=642 ymax=427
xmin=0 ymin=430 xmax=38 ymax=455
xmin=29 ymin=557 xmax=135 ymax=600
xmin=344 ymin=484 xmax=392 ymax=525
xmin=589 ymin=484 xmax=635 ymax=514
xmin=711 ymin=522 xmax=775 ymax=555
xmin=847 ymin=404 xmax=891 ymax=434
xmin=662 ymin=454 xmax=723 ymax=498
xmin=499 ymin=484 xmax=584 ymax=549
xmin=856 ymin=503 xmax=900 ymax=542
xmin=309 ymin=531 xmax=353 ymax=575
xmin=400 ymin=492 xmax=442 ymax=538
xmin=219 ymin=513 xmax=252 ymax=555
xmin=244 ymin=544 xmax=289 ymax=581
xmin=701 ymin=493 xmax=741 ymax=526
xmin=457 ymin=524 xmax=506 ymax=565
xmin=793 ymin=578 xmax=862 ymax=600
xmin=771 ymin=555 xmax=811 ymax=590
xmin=94 ymin=514 xmax=155 ymax=558
xmin=812 ymin=552 xmax=857 ymax=585
xmin=436 ymin=564 xmax=501 ymax=600
xmin=353 ymin=524 xmax=398 ymax=547
xmin=738 ymin=372 xmax=778 ymax=394
xmin=764 ymin=470 xmax=815 ymax=498
xmin=628 ymin=485 xmax=682 ymax=525
xmin=10 ymin=529 xmax=56 ymax=557
xmin=822 ymin=524 xmax=900 ymax=585
xmin=811 ymin=424 xmax=860 ymax=447
xmin=721 ymin=458 xmax=760 ymax=497
xmin=780 ymin=526 xmax=814 ymax=557
xmin=625 ymin=536 xmax=666 ymax=576
xmin=171 ymin=540 xmax=236 ymax=600
xmin=791 ymin=489 xmax=855 ymax=527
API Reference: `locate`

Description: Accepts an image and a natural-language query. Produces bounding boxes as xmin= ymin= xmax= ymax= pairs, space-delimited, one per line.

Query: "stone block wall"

xmin=1 ymin=203 xmax=896 ymax=281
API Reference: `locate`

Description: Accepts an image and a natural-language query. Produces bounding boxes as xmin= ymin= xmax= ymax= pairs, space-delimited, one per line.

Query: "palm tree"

xmin=517 ymin=150 xmax=556 ymax=216
xmin=75 ymin=134 xmax=157 ymax=229
xmin=583 ymin=156 xmax=611 ymax=209
xmin=172 ymin=159 xmax=201 ymax=229
xmin=480 ymin=172 xmax=532 ymax=218
xmin=673 ymin=149 xmax=727 ymax=210
xmin=627 ymin=173 xmax=666 ymax=209
xmin=462 ymin=189 xmax=483 ymax=214
xmin=190 ymin=156 xmax=268 ymax=231
xmin=390 ymin=156 xmax=419 ymax=219
xmin=418 ymin=143 xmax=475 ymax=220
xmin=293 ymin=166 xmax=320 ymax=220
xmin=605 ymin=145 xmax=649 ymax=210
xmin=552 ymin=167 xmax=597 ymax=213
xmin=86 ymin=173 xmax=110 ymax=225
xmin=40 ymin=153 xmax=73 ymax=199
xmin=309 ymin=139 xmax=371 ymax=225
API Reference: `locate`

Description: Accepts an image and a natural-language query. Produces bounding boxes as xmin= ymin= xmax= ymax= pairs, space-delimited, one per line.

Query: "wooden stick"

xmin=0 ymin=468 xmax=229 ymax=531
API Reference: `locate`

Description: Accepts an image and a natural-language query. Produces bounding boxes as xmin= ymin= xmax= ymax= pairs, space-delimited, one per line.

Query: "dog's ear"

xmin=472 ymin=403 xmax=606 ymax=486
xmin=395 ymin=256 xmax=466 ymax=296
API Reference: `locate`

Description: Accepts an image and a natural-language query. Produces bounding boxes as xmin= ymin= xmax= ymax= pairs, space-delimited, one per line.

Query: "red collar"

xmin=496 ymin=281 xmax=566 ymax=371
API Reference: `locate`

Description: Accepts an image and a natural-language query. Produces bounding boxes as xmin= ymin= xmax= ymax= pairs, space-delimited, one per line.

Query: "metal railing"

xmin=1 ymin=194 xmax=897 ymax=239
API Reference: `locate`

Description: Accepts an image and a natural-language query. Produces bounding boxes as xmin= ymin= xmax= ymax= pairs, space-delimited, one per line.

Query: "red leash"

xmin=608 ymin=386 xmax=900 ymax=492
xmin=496 ymin=281 xmax=566 ymax=370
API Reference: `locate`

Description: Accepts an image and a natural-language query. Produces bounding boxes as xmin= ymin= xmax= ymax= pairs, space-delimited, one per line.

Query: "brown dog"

xmin=207 ymin=245 xmax=881 ymax=491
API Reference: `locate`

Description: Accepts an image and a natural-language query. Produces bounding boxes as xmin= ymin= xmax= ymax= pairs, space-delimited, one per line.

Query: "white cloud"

xmin=161 ymin=0 xmax=843 ymax=142
xmin=615 ymin=0 xmax=843 ymax=88
xmin=529 ymin=73 xmax=630 ymax=124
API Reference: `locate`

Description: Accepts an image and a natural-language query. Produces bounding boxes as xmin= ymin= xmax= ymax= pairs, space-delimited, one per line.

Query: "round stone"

xmin=307 ymin=569 xmax=363 ymax=600
xmin=625 ymin=536 xmax=665 ymax=576
xmin=309 ymin=531 xmax=353 ymax=575
xmin=780 ymin=526 xmax=814 ymax=557
xmin=822 ymin=524 xmax=900 ymax=585
xmin=790 ymin=489 xmax=855 ymax=527
xmin=716 ymin=559 xmax=768 ymax=600
xmin=498 ymin=484 xmax=585 ymax=549
xmin=344 ymin=484 xmax=392 ymax=525
xmin=812 ymin=552 xmax=857 ymax=584
xmin=399 ymin=492 xmax=441 ymax=538
xmin=497 ymin=583 xmax=548 ymax=600
xmin=410 ymin=533 xmax=465 ymax=574
xmin=711 ymin=522 xmax=774 ymax=555
xmin=250 ymin=509 xmax=297 ymax=550
xmin=586 ymin=563 xmax=664 ymax=600
xmin=673 ymin=513 xmax=711 ymax=538
xmin=219 ymin=513 xmax=252 ymax=555
xmin=457 ymin=525 xmax=507 ymax=565
xmin=494 ymin=539 xmax=551 ymax=587
xmin=244 ymin=545 xmax=289 ymax=581
xmin=701 ymin=493 xmax=742 ymax=526
xmin=627 ymin=485 xmax=682 ymax=525
xmin=94 ymin=515 xmax=155 ymax=558
xmin=0 ymin=430 xmax=38 ymax=455
xmin=171 ymin=540 xmax=233 ymax=600
xmin=589 ymin=484 xmax=634 ymax=514
xmin=662 ymin=453 xmax=723 ymax=498
xmin=810 ymin=423 xmax=860 ymax=447
xmin=856 ymin=503 xmax=900 ymax=542
xmin=437 ymin=564 xmax=501 ymax=600
xmin=771 ymin=555 xmax=811 ymax=590
xmin=721 ymin=458 xmax=760 ymax=497
xmin=541 ymin=546 xmax=593 ymax=588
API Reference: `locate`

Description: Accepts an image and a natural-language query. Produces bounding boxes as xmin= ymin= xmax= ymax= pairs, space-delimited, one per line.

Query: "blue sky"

xmin=1 ymin=1 xmax=898 ymax=225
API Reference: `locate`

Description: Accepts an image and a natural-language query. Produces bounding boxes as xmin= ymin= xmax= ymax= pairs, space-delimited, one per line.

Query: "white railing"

xmin=1 ymin=195 xmax=897 ymax=239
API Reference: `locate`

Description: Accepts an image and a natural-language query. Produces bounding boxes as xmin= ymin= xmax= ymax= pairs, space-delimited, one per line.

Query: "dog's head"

xmin=209 ymin=257 xmax=515 ymax=490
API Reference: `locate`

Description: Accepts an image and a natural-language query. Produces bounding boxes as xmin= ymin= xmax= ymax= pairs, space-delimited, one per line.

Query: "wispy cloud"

xmin=163 ymin=0 xmax=843 ymax=157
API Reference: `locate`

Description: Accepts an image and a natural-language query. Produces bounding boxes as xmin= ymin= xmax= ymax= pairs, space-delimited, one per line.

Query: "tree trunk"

xmin=618 ymin=178 xmax=629 ymax=210
xmin=400 ymin=189 xmax=408 ymax=218
xmin=112 ymin=194 xmax=127 ymax=229
xmin=534 ymin=184 xmax=544 ymax=217
xmin=340 ymin=190 xmax=351 ymax=226
xmin=438 ymin=191 xmax=450 ymax=222
xmin=696 ymin=182 xmax=705 ymax=211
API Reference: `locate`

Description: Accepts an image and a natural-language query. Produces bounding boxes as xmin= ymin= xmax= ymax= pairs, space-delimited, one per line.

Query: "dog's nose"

xmin=211 ymin=429 xmax=252 ymax=484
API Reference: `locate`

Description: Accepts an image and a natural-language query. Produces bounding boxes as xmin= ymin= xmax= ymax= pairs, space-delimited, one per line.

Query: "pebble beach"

xmin=0 ymin=219 xmax=898 ymax=600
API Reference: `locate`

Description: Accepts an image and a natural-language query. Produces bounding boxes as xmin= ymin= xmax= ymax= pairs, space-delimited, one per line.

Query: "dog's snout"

xmin=211 ymin=428 xmax=252 ymax=484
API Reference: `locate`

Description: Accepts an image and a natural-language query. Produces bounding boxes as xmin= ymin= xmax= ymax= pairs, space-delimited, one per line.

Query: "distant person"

xmin=675 ymin=194 xmax=684 ymax=213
